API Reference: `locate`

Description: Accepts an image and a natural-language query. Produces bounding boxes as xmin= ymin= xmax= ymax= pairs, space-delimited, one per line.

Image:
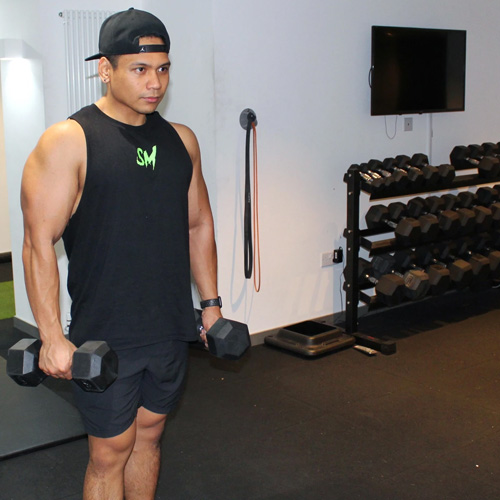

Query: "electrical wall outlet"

xmin=333 ymin=247 xmax=343 ymax=263
xmin=321 ymin=251 xmax=334 ymax=267
xmin=404 ymin=117 xmax=413 ymax=132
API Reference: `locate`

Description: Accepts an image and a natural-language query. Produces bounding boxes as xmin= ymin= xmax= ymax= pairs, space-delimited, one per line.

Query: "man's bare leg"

xmin=124 ymin=407 xmax=167 ymax=500
xmin=83 ymin=422 xmax=137 ymax=500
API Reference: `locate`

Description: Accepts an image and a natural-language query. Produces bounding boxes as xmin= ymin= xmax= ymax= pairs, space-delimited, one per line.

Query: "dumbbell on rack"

xmin=456 ymin=190 xmax=476 ymax=209
xmin=352 ymin=258 xmax=406 ymax=307
xmin=384 ymin=156 xmax=425 ymax=189
xmin=407 ymin=153 xmax=455 ymax=187
xmin=454 ymin=185 xmax=500 ymax=209
xmin=365 ymin=204 xmax=422 ymax=246
xmin=450 ymin=145 xmax=500 ymax=178
xmin=7 ymin=339 xmax=118 ymax=392
xmin=359 ymin=162 xmax=392 ymax=190
xmin=468 ymin=144 xmax=500 ymax=164
xmin=362 ymin=160 xmax=410 ymax=191
xmin=473 ymin=187 xmax=500 ymax=227
xmin=436 ymin=239 xmax=491 ymax=284
xmin=371 ymin=254 xmax=430 ymax=300
xmin=453 ymin=189 xmax=496 ymax=232
xmin=468 ymin=145 xmax=500 ymax=185
xmin=384 ymin=201 xmax=439 ymax=242
xmin=359 ymin=169 xmax=385 ymax=190
xmin=407 ymin=196 xmax=461 ymax=238
xmin=378 ymin=158 xmax=411 ymax=188
xmin=480 ymin=142 xmax=500 ymax=156
xmin=393 ymin=250 xmax=450 ymax=295
xmin=437 ymin=194 xmax=482 ymax=235
xmin=414 ymin=246 xmax=473 ymax=290
xmin=396 ymin=154 xmax=440 ymax=186
xmin=459 ymin=186 xmax=500 ymax=216
xmin=474 ymin=186 xmax=498 ymax=205
xmin=471 ymin=234 xmax=500 ymax=279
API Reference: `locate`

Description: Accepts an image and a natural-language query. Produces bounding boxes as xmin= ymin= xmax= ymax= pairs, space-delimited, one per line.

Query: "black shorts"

xmin=72 ymin=340 xmax=189 ymax=438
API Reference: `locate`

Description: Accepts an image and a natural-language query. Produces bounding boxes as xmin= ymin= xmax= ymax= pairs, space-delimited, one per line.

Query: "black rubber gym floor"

xmin=1 ymin=257 xmax=500 ymax=499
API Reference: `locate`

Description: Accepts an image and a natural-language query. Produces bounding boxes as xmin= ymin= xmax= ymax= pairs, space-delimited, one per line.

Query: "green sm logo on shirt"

xmin=137 ymin=146 xmax=157 ymax=170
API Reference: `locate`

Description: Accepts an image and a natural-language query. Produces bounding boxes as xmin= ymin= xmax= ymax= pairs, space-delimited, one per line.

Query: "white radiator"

xmin=61 ymin=10 xmax=114 ymax=115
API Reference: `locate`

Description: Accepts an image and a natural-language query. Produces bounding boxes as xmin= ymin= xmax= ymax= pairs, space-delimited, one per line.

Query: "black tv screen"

xmin=370 ymin=26 xmax=466 ymax=116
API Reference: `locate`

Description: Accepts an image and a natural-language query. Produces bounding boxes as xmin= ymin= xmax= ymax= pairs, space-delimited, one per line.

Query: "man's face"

xmin=104 ymin=36 xmax=171 ymax=124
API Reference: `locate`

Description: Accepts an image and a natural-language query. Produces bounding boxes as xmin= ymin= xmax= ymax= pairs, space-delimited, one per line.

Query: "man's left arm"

xmin=172 ymin=123 xmax=221 ymax=332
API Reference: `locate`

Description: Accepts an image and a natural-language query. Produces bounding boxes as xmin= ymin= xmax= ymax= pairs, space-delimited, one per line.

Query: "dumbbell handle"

xmin=194 ymin=309 xmax=227 ymax=355
xmin=194 ymin=309 xmax=250 ymax=360
xmin=362 ymin=265 xmax=417 ymax=285
xmin=7 ymin=339 xmax=118 ymax=393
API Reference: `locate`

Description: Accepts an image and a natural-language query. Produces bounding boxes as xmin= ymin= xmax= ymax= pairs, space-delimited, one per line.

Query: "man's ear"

xmin=98 ymin=57 xmax=112 ymax=84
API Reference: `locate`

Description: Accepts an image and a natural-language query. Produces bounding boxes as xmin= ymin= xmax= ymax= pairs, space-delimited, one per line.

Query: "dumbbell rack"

xmin=343 ymin=160 xmax=500 ymax=354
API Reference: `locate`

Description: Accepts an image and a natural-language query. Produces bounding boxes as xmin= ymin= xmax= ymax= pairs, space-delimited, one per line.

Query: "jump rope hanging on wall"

xmin=239 ymin=108 xmax=261 ymax=292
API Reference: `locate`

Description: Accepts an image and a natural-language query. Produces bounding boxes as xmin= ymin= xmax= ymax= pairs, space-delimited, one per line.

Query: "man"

xmin=21 ymin=8 xmax=221 ymax=499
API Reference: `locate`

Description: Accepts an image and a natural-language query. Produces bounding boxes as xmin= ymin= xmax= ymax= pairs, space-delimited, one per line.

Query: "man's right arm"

xmin=21 ymin=119 xmax=85 ymax=379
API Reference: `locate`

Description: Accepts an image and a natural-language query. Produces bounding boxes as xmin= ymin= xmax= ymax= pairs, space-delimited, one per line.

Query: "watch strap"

xmin=200 ymin=296 xmax=222 ymax=309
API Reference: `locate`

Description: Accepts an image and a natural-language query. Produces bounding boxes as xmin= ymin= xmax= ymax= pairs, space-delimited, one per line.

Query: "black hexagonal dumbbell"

xmin=414 ymin=246 xmax=473 ymax=291
xmin=450 ymin=145 xmax=500 ymax=178
xmin=471 ymin=234 xmax=500 ymax=280
xmin=439 ymin=194 xmax=478 ymax=235
xmin=363 ymin=159 xmax=410 ymax=192
xmin=359 ymin=161 xmax=396 ymax=192
xmin=471 ymin=186 xmax=500 ymax=229
xmin=387 ymin=201 xmax=439 ymax=243
xmin=7 ymin=338 xmax=118 ymax=393
xmin=439 ymin=238 xmax=491 ymax=285
xmin=194 ymin=309 xmax=250 ymax=360
xmin=371 ymin=254 xmax=430 ymax=301
xmin=407 ymin=196 xmax=461 ymax=238
xmin=387 ymin=156 xmax=426 ymax=189
xmin=356 ymin=164 xmax=387 ymax=193
xmin=399 ymin=153 xmax=440 ymax=187
xmin=455 ymin=190 xmax=496 ymax=232
xmin=393 ymin=250 xmax=450 ymax=295
xmin=365 ymin=204 xmax=422 ymax=246
xmin=353 ymin=258 xmax=406 ymax=307
xmin=407 ymin=153 xmax=455 ymax=187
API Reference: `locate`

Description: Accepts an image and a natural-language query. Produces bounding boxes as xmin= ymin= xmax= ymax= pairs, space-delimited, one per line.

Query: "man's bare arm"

xmin=21 ymin=120 xmax=85 ymax=378
xmin=172 ymin=123 xmax=221 ymax=331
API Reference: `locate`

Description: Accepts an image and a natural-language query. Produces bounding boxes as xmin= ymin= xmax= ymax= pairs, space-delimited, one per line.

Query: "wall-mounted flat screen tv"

xmin=370 ymin=26 xmax=466 ymax=116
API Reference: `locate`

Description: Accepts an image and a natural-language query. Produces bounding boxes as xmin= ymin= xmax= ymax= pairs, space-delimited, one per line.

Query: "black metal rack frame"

xmin=342 ymin=162 xmax=500 ymax=354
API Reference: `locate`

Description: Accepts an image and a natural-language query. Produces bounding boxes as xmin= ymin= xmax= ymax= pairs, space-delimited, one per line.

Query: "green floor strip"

xmin=0 ymin=281 xmax=15 ymax=320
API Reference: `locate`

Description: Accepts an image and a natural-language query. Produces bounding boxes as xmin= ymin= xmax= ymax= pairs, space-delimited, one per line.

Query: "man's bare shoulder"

xmin=37 ymin=119 xmax=85 ymax=151
xmin=169 ymin=122 xmax=200 ymax=165
xmin=169 ymin=121 xmax=194 ymax=137
xmin=29 ymin=119 xmax=86 ymax=171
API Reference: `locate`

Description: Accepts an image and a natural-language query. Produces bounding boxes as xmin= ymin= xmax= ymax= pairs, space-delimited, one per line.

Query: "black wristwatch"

xmin=200 ymin=296 xmax=222 ymax=309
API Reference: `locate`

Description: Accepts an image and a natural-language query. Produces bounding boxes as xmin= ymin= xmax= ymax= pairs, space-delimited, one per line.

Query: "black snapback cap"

xmin=85 ymin=8 xmax=170 ymax=61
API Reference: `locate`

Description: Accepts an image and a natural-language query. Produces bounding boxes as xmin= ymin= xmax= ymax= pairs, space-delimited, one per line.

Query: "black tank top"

xmin=62 ymin=104 xmax=197 ymax=349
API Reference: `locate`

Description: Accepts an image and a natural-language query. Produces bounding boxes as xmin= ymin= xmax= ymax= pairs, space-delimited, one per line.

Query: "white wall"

xmin=38 ymin=0 xmax=143 ymax=127
xmin=0 ymin=0 xmax=42 ymax=254
xmin=1 ymin=57 xmax=45 ymax=325
xmin=155 ymin=0 xmax=500 ymax=334
xmin=0 ymin=89 xmax=9 ymax=254
xmin=0 ymin=0 xmax=45 ymax=322
xmin=5 ymin=0 xmax=500 ymax=337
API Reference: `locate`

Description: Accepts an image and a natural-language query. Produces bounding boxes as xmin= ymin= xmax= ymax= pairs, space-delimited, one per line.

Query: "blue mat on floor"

xmin=0 ymin=358 xmax=86 ymax=460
